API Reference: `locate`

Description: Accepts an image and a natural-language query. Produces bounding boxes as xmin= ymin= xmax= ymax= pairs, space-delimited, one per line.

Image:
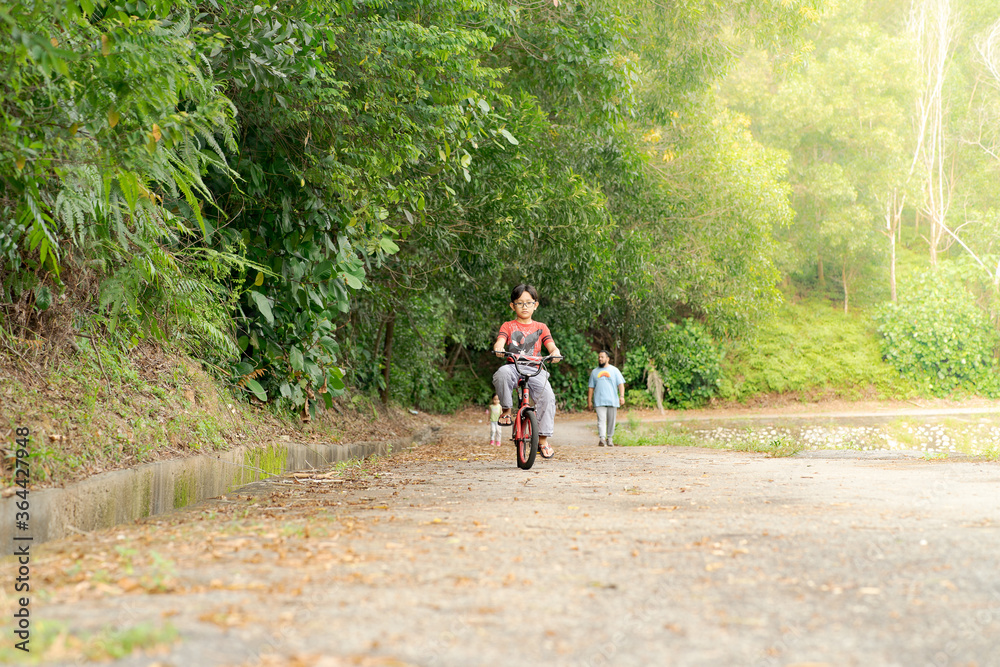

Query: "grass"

xmin=0 ymin=337 xmax=244 ymax=487
xmin=614 ymin=414 xmax=699 ymax=447
xmin=718 ymin=296 xmax=921 ymax=403
xmin=615 ymin=423 xmax=803 ymax=458
xmin=729 ymin=430 xmax=803 ymax=457
xmin=979 ymin=445 xmax=1000 ymax=461
xmin=615 ymin=428 xmax=699 ymax=448
xmin=0 ymin=324 xmax=412 ymax=490
xmin=0 ymin=621 xmax=178 ymax=664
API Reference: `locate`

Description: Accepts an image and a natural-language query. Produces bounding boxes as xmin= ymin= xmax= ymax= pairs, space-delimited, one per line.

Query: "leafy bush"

xmin=872 ymin=267 xmax=999 ymax=395
xmin=0 ymin=1 xmax=240 ymax=351
xmin=620 ymin=324 xmax=723 ymax=409
xmin=621 ymin=345 xmax=650 ymax=388
xmin=407 ymin=369 xmax=480 ymax=414
xmin=652 ymin=319 xmax=722 ymax=408
xmin=547 ymin=331 xmax=593 ymax=411
xmin=624 ymin=388 xmax=656 ymax=409
xmin=620 ymin=346 xmax=658 ymax=408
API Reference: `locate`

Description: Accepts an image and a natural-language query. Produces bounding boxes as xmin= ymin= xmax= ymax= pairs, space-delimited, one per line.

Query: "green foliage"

xmin=1 ymin=0 xmax=831 ymax=419
xmin=205 ymin=0 xmax=509 ymax=414
xmin=0 ymin=0 xmax=243 ymax=365
xmin=547 ymin=331 xmax=592 ymax=411
xmin=613 ymin=321 xmax=724 ymax=410
xmin=621 ymin=345 xmax=649 ymax=388
xmin=1 ymin=0 xmax=235 ymax=259
xmin=651 ymin=319 xmax=722 ymax=408
xmin=662 ymin=108 xmax=791 ymax=336
xmin=599 ymin=0 xmax=822 ymax=346
xmin=721 ymin=0 xmax=914 ymax=310
xmin=436 ymin=368 xmax=495 ymax=413
xmin=619 ymin=345 xmax=660 ymax=409
xmin=0 ymin=618 xmax=176 ymax=664
xmin=499 ymin=0 xmax=638 ymax=133
xmin=384 ymin=293 xmax=455 ymax=412
xmin=872 ymin=265 xmax=1000 ymax=395
xmin=359 ymin=0 xmax=811 ymax=410
xmin=624 ymin=387 xmax=655 ymax=409
xmin=722 ymin=297 xmax=918 ymax=401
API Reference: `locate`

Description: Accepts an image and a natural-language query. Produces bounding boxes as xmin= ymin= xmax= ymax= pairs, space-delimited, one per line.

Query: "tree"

xmin=721 ymin=0 xmax=916 ymax=310
xmin=0 ymin=0 xmax=241 ymax=352
xmin=963 ymin=14 xmax=1000 ymax=285
xmin=199 ymin=0 xmax=510 ymax=413
xmin=1 ymin=0 xmax=831 ymax=414
xmin=909 ymin=0 xmax=957 ymax=266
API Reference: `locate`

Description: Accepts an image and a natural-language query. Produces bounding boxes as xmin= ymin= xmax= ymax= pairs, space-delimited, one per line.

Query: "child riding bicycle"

xmin=492 ymin=284 xmax=561 ymax=459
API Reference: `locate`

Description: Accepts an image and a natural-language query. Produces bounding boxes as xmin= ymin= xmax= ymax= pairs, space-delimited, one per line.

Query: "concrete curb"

xmin=1 ymin=425 xmax=437 ymax=554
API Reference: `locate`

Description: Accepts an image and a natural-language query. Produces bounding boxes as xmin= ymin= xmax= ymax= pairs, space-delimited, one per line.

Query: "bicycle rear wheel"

xmin=515 ymin=409 xmax=538 ymax=470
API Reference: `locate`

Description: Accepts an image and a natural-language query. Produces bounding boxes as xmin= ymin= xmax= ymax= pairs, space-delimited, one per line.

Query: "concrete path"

xmin=5 ymin=414 xmax=1000 ymax=667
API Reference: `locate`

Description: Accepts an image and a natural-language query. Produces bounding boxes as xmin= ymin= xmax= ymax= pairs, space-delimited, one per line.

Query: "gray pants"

xmin=596 ymin=406 xmax=617 ymax=439
xmin=492 ymin=364 xmax=556 ymax=437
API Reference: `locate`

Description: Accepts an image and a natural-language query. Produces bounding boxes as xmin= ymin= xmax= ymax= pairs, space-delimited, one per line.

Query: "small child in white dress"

xmin=488 ymin=394 xmax=502 ymax=446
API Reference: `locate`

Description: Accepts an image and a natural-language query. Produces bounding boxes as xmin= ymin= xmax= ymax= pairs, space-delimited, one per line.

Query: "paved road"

xmin=9 ymin=416 xmax=1000 ymax=667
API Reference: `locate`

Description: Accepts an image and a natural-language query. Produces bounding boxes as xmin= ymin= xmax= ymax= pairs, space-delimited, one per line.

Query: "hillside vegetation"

xmin=4 ymin=0 xmax=1000 ymax=476
xmin=720 ymin=297 xmax=918 ymax=402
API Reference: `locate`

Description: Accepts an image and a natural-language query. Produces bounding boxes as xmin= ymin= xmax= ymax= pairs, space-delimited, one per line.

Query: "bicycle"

xmin=495 ymin=351 xmax=562 ymax=470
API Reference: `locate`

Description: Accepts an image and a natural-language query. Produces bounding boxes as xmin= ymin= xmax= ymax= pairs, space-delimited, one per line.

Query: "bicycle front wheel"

xmin=516 ymin=409 xmax=538 ymax=470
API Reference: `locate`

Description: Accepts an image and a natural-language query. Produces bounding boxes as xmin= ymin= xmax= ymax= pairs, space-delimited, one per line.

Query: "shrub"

xmin=872 ymin=267 xmax=999 ymax=395
xmin=624 ymin=388 xmax=656 ymax=409
xmin=653 ymin=319 xmax=723 ymax=408
xmin=621 ymin=345 xmax=649 ymax=388
xmin=547 ymin=331 xmax=592 ymax=411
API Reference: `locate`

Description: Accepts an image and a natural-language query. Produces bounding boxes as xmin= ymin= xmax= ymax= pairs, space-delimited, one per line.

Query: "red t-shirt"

xmin=497 ymin=320 xmax=552 ymax=360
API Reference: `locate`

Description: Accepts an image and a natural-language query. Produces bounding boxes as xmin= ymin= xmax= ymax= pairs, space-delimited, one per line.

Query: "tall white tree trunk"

xmin=890 ymin=230 xmax=897 ymax=301
xmin=883 ymin=189 xmax=905 ymax=302
xmin=842 ymin=264 xmax=850 ymax=314
xmin=909 ymin=0 xmax=954 ymax=266
xmin=975 ymin=18 xmax=1000 ymax=287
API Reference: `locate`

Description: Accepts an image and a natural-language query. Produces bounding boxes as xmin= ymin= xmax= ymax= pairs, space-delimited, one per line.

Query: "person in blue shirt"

xmin=587 ymin=350 xmax=626 ymax=447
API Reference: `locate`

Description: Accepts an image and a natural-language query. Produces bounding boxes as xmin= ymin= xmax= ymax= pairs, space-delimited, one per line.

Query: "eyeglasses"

xmin=512 ymin=301 xmax=537 ymax=308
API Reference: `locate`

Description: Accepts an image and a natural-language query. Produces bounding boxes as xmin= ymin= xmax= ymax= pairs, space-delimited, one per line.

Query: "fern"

xmin=54 ymin=189 xmax=87 ymax=246
xmin=0 ymin=207 xmax=26 ymax=285
xmin=14 ymin=338 xmax=45 ymax=350
xmin=236 ymin=367 xmax=267 ymax=389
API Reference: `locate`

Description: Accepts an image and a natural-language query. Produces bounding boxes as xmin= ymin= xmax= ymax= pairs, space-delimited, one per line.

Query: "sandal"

xmin=497 ymin=412 xmax=512 ymax=426
xmin=539 ymin=442 xmax=554 ymax=459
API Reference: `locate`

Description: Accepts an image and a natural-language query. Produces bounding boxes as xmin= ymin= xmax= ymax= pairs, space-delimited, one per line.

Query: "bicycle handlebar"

xmin=494 ymin=350 xmax=563 ymax=377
